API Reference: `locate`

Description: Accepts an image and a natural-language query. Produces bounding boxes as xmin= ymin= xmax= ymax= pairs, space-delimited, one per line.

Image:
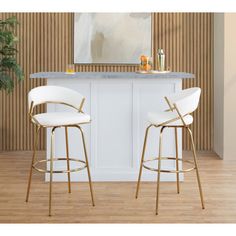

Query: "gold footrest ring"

xmin=142 ymin=157 xmax=195 ymax=173
xmin=32 ymin=158 xmax=87 ymax=174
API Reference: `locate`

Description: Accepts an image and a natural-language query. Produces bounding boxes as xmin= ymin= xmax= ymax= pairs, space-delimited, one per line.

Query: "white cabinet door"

xmin=90 ymin=80 xmax=134 ymax=180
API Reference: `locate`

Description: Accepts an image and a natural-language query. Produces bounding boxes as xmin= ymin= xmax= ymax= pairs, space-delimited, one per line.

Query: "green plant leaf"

xmin=0 ymin=31 xmax=16 ymax=46
xmin=0 ymin=72 xmax=14 ymax=92
xmin=0 ymin=16 xmax=23 ymax=92
xmin=13 ymin=64 xmax=24 ymax=81
xmin=0 ymin=16 xmax=19 ymax=28
xmin=0 ymin=46 xmax=18 ymax=56
xmin=0 ymin=57 xmax=17 ymax=69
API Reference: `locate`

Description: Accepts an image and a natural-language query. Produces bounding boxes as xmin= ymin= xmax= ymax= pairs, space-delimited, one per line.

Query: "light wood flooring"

xmin=0 ymin=151 xmax=235 ymax=223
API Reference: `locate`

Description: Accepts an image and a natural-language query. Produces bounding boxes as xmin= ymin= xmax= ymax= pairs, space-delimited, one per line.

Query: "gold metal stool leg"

xmin=135 ymin=125 xmax=152 ymax=199
xmin=26 ymin=125 xmax=40 ymax=202
xmin=77 ymin=126 xmax=95 ymax=206
xmin=175 ymin=127 xmax=180 ymax=194
xmin=156 ymin=126 xmax=165 ymax=215
xmin=186 ymin=127 xmax=205 ymax=209
xmin=49 ymin=127 xmax=56 ymax=216
xmin=65 ymin=127 xmax=72 ymax=193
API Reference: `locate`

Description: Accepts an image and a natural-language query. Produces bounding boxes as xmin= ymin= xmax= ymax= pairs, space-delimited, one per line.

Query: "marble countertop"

xmin=30 ymin=72 xmax=195 ymax=79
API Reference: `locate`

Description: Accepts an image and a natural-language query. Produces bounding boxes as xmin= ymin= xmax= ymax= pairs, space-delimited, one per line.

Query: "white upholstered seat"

xmin=148 ymin=111 xmax=193 ymax=126
xmin=33 ymin=112 xmax=90 ymax=127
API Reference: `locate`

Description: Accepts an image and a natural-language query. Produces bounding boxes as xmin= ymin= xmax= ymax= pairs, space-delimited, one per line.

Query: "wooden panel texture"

xmin=0 ymin=13 xmax=213 ymax=151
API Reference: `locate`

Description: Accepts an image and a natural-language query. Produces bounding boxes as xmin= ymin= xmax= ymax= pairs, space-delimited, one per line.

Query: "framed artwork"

xmin=74 ymin=13 xmax=152 ymax=64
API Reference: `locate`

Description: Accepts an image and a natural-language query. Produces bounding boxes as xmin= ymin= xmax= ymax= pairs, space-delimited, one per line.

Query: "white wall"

xmin=214 ymin=13 xmax=236 ymax=160
xmin=223 ymin=13 xmax=236 ymax=159
xmin=214 ymin=13 xmax=224 ymax=158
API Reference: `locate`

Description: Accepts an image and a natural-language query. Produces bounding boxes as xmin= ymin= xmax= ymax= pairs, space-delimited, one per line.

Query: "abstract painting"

xmin=74 ymin=13 xmax=151 ymax=64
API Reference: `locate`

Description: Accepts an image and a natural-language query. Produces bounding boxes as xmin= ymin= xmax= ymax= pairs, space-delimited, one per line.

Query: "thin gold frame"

xmin=135 ymin=97 xmax=205 ymax=215
xmin=26 ymin=99 xmax=95 ymax=216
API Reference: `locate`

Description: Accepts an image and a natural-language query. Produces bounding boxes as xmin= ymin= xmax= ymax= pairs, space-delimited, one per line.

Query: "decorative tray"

xmin=136 ymin=70 xmax=171 ymax=74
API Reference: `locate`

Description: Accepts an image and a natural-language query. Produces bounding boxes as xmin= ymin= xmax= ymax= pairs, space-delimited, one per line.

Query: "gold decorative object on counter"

xmin=65 ymin=64 xmax=75 ymax=74
xmin=137 ymin=70 xmax=171 ymax=74
xmin=157 ymin=49 xmax=165 ymax=71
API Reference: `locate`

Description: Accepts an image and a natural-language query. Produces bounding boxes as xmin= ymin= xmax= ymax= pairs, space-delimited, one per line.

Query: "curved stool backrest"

xmin=28 ymin=85 xmax=85 ymax=111
xmin=136 ymin=86 xmax=205 ymax=214
xmin=166 ymin=87 xmax=201 ymax=117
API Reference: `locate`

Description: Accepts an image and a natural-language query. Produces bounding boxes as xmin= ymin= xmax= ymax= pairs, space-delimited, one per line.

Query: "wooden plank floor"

xmin=0 ymin=151 xmax=235 ymax=223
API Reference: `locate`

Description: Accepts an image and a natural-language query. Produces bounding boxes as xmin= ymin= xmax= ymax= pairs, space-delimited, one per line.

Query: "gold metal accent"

xmin=164 ymin=96 xmax=175 ymax=112
xmin=154 ymin=116 xmax=182 ymax=127
xmin=79 ymin=98 xmax=85 ymax=112
xmin=31 ymin=120 xmax=91 ymax=129
xmin=173 ymin=103 xmax=187 ymax=126
xmin=164 ymin=108 xmax=174 ymax=112
xmin=76 ymin=125 xmax=95 ymax=206
xmin=33 ymin=101 xmax=82 ymax=112
xmin=152 ymin=112 xmax=190 ymax=128
xmin=25 ymin=125 xmax=40 ymax=202
xmin=29 ymin=101 xmax=41 ymax=126
xmin=175 ymin=127 xmax=180 ymax=194
xmin=136 ymin=70 xmax=171 ymax=74
xmin=142 ymin=157 xmax=195 ymax=173
xmin=29 ymin=101 xmax=34 ymax=116
xmin=135 ymin=124 xmax=153 ymax=199
xmin=32 ymin=158 xmax=87 ymax=173
xmin=156 ymin=126 xmax=165 ymax=215
xmin=65 ymin=127 xmax=71 ymax=193
xmin=49 ymin=127 xmax=56 ymax=216
xmin=186 ymin=127 xmax=205 ymax=209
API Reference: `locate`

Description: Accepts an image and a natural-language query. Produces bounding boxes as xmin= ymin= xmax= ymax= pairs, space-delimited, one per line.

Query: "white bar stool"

xmin=25 ymin=85 xmax=95 ymax=216
xmin=135 ymin=87 xmax=205 ymax=215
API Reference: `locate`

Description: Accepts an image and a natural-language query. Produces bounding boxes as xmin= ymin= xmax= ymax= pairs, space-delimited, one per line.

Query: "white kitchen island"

xmin=30 ymin=72 xmax=194 ymax=182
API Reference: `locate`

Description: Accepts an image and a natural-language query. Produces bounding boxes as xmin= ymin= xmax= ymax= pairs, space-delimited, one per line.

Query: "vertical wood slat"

xmin=0 ymin=13 xmax=213 ymax=151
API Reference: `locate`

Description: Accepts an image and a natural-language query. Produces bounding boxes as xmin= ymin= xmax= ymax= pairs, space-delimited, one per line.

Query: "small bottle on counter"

xmin=157 ymin=49 xmax=165 ymax=71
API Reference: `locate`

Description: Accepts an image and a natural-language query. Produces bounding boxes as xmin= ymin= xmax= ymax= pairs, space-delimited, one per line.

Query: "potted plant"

xmin=0 ymin=16 xmax=24 ymax=92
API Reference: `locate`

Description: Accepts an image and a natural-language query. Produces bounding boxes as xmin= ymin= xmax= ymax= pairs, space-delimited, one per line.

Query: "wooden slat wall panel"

xmin=0 ymin=13 xmax=213 ymax=151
